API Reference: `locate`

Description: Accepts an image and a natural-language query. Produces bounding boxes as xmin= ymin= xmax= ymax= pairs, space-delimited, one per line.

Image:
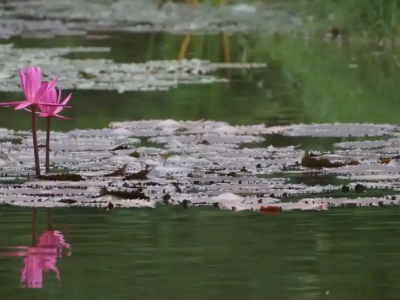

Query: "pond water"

xmin=2 ymin=207 xmax=400 ymax=299
xmin=1 ymin=0 xmax=400 ymax=298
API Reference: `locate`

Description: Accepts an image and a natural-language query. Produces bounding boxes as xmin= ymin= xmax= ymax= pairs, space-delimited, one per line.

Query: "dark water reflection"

xmin=1 ymin=207 xmax=400 ymax=298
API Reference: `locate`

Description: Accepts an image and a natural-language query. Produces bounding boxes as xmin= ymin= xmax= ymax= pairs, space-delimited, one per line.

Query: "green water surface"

xmin=1 ymin=207 xmax=400 ymax=299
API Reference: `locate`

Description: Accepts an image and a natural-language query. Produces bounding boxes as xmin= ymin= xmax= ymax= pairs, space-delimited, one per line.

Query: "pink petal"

xmin=25 ymin=68 xmax=35 ymax=100
xmin=33 ymin=82 xmax=49 ymax=103
xmin=53 ymin=93 xmax=72 ymax=114
xmin=40 ymin=103 xmax=70 ymax=107
xmin=31 ymin=67 xmax=42 ymax=93
xmin=46 ymin=75 xmax=59 ymax=93
xmin=42 ymin=87 xmax=57 ymax=104
xmin=18 ymin=69 xmax=26 ymax=89
xmin=0 ymin=252 xmax=27 ymax=257
xmin=61 ymin=93 xmax=72 ymax=106
xmin=24 ymin=108 xmax=42 ymax=114
xmin=19 ymin=69 xmax=28 ymax=99
xmin=53 ymin=114 xmax=72 ymax=120
xmin=0 ymin=101 xmax=24 ymax=107
xmin=15 ymin=102 xmax=32 ymax=110
xmin=38 ymin=113 xmax=50 ymax=117
xmin=57 ymin=88 xmax=62 ymax=104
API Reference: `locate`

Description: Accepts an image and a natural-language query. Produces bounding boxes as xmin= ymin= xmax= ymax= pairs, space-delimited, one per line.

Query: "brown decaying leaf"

xmin=260 ymin=206 xmax=282 ymax=215
xmin=124 ymin=169 xmax=150 ymax=180
xmin=379 ymin=157 xmax=392 ymax=164
xmin=111 ymin=145 xmax=130 ymax=151
xmin=129 ymin=151 xmax=140 ymax=158
xmin=58 ymin=199 xmax=78 ymax=204
xmin=301 ymin=151 xmax=359 ymax=169
xmin=37 ymin=174 xmax=85 ymax=181
xmin=99 ymin=186 xmax=150 ymax=200
xmin=103 ymin=164 xmax=128 ymax=177
xmin=107 ymin=202 xmax=114 ymax=211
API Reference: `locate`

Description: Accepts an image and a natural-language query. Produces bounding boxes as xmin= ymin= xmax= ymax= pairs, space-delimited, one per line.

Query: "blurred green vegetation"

xmin=0 ymin=0 xmax=399 ymax=139
xmin=2 ymin=29 xmax=400 ymax=133
xmin=255 ymin=0 xmax=400 ymax=38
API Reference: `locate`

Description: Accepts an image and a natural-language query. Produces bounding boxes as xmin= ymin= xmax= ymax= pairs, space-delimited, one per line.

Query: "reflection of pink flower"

xmin=38 ymin=230 xmax=72 ymax=257
xmin=1 ymin=230 xmax=71 ymax=289
xmin=1 ymin=247 xmax=60 ymax=288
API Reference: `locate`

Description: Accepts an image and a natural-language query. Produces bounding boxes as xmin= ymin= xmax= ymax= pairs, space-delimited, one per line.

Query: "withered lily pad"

xmin=99 ymin=187 xmax=149 ymax=200
xmin=124 ymin=169 xmax=151 ymax=180
xmin=0 ymin=120 xmax=399 ymax=212
xmin=37 ymin=174 xmax=85 ymax=182
xmin=103 ymin=164 xmax=128 ymax=177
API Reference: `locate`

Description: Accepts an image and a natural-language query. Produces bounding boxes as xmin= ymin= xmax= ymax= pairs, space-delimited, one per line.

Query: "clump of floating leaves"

xmin=0 ymin=67 xmax=72 ymax=176
xmin=0 ymin=121 xmax=400 ymax=213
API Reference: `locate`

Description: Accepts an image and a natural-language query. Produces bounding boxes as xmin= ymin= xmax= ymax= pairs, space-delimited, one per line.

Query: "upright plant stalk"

xmin=45 ymin=117 xmax=51 ymax=173
xmin=31 ymin=106 xmax=40 ymax=177
xmin=46 ymin=208 xmax=53 ymax=230
xmin=32 ymin=208 xmax=38 ymax=246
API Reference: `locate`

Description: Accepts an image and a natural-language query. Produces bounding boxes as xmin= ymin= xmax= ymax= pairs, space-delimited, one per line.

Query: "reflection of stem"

xmin=222 ymin=33 xmax=231 ymax=63
xmin=31 ymin=107 xmax=40 ymax=177
xmin=32 ymin=208 xmax=37 ymax=246
xmin=46 ymin=208 xmax=53 ymax=231
xmin=157 ymin=0 xmax=167 ymax=9
xmin=185 ymin=0 xmax=199 ymax=6
xmin=45 ymin=117 xmax=51 ymax=174
xmin=159 ymin=0 xmax=199 ymax=9
xmin=222 ymin=32 xmax=232 ymax=80
xmin=178 ymin=34 xmax=192 ymax=60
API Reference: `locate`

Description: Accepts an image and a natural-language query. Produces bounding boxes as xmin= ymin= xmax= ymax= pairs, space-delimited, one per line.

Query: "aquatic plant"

xmin=0 ymin=120 xmax=397 ymax=212
xmin=0 ymin=67 xmax=70 ymax=176
xmin=37 ymin=87 xmax=72 ymax=173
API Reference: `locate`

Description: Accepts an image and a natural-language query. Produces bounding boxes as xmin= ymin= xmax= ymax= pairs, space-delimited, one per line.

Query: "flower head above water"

xmin=38 ymin=87 xmax=72 ymax=119
xmin=0 ymin=66 xmax=72 ymax=176
xmin=0 ymin=67 xmax=69 ymax=110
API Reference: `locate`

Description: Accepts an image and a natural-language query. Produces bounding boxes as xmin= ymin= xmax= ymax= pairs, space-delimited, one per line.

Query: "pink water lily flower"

xmin=0 ymin=67 xmax=68 ymax=110
xmin=38 ymin=87 xmax=72 ymax=119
